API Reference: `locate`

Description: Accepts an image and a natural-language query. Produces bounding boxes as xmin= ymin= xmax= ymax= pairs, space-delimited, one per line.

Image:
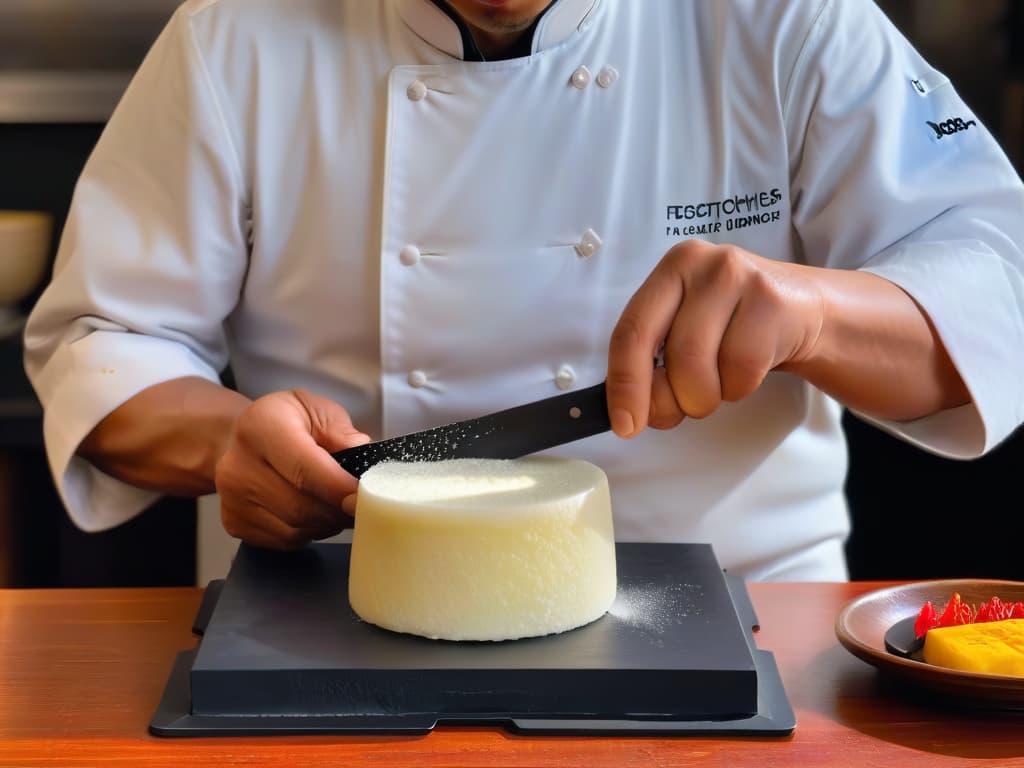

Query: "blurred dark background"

xmin=0 ymin=1 xmax=1021 ymax=587
xmin=846 ymin=0 xmax=1023 ymax=581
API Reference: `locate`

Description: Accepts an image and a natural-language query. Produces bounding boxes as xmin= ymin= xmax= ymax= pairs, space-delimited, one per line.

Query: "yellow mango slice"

xmin=923 ymin=619 xmax=1024 ymax=677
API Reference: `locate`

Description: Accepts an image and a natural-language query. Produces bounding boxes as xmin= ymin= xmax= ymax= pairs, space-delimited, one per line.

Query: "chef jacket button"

xmin=555 ymin=365 xmax=576 ymax=391
xmin=399 ymin=244 xmax=421 ymax=266
xmin=574 ymin=228 xmax=603 ymax=258
xmin=596 ymin=66 xmax=619 ymax=89
xmin=408 ymin=370 xmax=428 ymax=388
xmin=407 ymin=80 xmax=428 ymax=101
xmin=570 ymin=65 xmax=591 ymax=90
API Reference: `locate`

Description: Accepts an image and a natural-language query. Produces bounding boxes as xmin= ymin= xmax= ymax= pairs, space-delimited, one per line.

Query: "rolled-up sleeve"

xmin=785 ymin=0 xmax=1024 ymax=457
xmin=23 ymin=7 xmax=249 ymax=530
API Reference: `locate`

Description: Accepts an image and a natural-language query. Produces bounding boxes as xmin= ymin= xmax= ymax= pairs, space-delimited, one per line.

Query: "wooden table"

xmin=2 ymin=583 xmax=1022 ymax=767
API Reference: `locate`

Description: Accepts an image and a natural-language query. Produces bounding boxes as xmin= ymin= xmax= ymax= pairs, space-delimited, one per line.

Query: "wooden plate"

xmin=835 ymin=579 xmax=1024 ymax=710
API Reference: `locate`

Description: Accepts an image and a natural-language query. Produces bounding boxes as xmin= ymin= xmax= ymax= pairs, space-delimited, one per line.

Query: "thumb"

xmin=291 ymin=389 xmax=372 ymax=453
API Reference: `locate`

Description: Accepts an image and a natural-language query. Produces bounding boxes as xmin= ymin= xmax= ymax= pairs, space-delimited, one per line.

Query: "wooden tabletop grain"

xmin=1 ymin=582 xmax=1022 ymax=768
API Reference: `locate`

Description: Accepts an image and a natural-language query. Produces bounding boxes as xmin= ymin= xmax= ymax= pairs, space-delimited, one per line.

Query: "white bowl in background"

xmin=0 ymin=210 xmax=53 ymax=334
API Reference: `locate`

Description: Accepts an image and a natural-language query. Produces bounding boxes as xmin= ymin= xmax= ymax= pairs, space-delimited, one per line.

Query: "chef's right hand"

xmin=214 ymin=389 xmax=371 ymax=550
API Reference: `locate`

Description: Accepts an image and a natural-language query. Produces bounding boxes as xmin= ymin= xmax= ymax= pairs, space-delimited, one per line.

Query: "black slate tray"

xmin=150 ymin=542 xmax=795 ymax=736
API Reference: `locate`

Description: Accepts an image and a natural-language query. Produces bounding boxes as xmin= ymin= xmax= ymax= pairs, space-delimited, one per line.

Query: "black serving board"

xmin=150 ymin=542 xmax=795 ymax=736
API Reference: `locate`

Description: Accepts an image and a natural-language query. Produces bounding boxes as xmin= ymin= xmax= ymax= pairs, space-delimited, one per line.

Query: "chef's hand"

xmin=606 ymin=239 xmax=823 ymax=436
xmin=215 ymin=389 xmax=371 ymax=550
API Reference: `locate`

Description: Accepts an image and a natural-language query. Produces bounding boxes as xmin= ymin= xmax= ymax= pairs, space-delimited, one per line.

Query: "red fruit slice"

xmin=913 ymin=594 xmax=1024 ymax=640
xmin=914 ymin=601 xmax=938 ymax=639
xmin=936 ymin=592 xmax=974 ymax=628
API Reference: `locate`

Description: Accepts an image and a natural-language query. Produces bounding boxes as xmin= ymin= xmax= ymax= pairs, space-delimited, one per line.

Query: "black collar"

xmin=428 ymin=0 xmax=552 ymax=61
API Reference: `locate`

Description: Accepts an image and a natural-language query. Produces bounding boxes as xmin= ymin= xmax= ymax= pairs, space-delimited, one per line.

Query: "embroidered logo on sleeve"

xmin=927 ymin=116 xmax=977 ymax=140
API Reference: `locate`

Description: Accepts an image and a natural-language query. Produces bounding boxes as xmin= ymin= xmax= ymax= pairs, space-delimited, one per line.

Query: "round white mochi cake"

xmin=348 ymin=456 xmax=617 ymax=641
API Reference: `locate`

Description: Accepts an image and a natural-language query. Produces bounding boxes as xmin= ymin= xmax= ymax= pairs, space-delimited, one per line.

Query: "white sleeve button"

xmin=407 ymin=370 xmax=428 ymax=388
xmin=407 ymin=80 xmax=428 ymax=101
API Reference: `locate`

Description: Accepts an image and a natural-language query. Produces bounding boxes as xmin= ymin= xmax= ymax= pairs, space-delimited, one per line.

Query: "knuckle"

xmin=750 ymin=268 xmax=783 ymax=306
xmin=287 ymin=460 xmax=311 ymax=495
xmin=718 ymin=346 xmax=768 ymax=378
xmin=233 ymin=401 xmax=271 ymax=445
xmin=711 ymin=247 xmax=748 ymax=290
xmin=666 ymin=238 xmax=706 ymax=262
xmin=307 ymin=402 xmax=332 ymax=437
xmin=232 ymin=407 xmax=257 ymax=439
xmin=213 ymin=454 xmax=242 ymax=496
xmin=720 ymin=369 xmax=763 ymax=402
xmin=605 ymin=368 xmax=640 ymax=395
xmin=665 ymin=241 xmax=689 ymax=264
xmin=718 ymin=350 xmax=769 ymax=402
xmin=289 ymin=388 xmax=316 ymax=412
xmin=292 ymin=388 xmax=337 ymax=430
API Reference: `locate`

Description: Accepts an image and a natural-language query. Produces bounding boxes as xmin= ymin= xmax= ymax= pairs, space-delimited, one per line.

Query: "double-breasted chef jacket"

xmin=24 ymin=0 xmax=1024 ymax=580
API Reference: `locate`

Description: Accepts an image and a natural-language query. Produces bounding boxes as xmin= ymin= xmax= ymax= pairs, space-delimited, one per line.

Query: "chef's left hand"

xmin=606 ymin=239 xmax=824 ymax=437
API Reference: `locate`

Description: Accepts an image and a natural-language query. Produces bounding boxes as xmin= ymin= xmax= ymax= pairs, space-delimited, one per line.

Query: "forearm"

xmin=78 ymin=376 xmax=251 ymax=497
xmin=782 ymin=266 xmax=970 ymax=421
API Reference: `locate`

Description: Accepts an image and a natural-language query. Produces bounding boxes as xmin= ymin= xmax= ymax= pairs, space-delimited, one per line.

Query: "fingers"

xmin=217 ymin=445 xmax=346 ymax=546
xmin=220 ymin=499 xmax=346 ymax=550
xmin=216 ymin=390 xmax=370 ymax=550
xmin=608 ymin=240 xmax=744 ymax=433
xmin=609 ymin=241 xmax=797 ymax=435
xmin=607 ymin=257 xmax=686 ymax=438
xmin=292 ymin=389 xmax=372 ymax=454
xmin=648 ymin=366 xmax=685 ymax=430
xmin=661 ymin=257 xmax=742 ymax=418
xmin=239 ymin=391 xmax=369 ymax=504
xmin=717 ymin=292 xmax=778 ymax=402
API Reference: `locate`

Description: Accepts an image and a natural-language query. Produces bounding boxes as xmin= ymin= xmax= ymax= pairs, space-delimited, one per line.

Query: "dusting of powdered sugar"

xmin=340 ymin=420 xmax=502 ymax=476
xmin=608 ymin=581 xmax=706 ymax=645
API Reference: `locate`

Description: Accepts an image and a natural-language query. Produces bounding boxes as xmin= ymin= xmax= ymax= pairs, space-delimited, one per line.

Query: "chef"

xmin=23 ymin=0 xmax=1024 ymax=580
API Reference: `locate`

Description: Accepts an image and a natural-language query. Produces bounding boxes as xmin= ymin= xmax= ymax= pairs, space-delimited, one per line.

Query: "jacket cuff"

xmin=38 ymin=331 xmax=221 ymax=531
xmin=856 ymin=241 xmax=1024 ymax=458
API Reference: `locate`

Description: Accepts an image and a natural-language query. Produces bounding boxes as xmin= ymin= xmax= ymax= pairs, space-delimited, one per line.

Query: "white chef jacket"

xmin=23 ymin=0 xmax=1024 ymax=580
